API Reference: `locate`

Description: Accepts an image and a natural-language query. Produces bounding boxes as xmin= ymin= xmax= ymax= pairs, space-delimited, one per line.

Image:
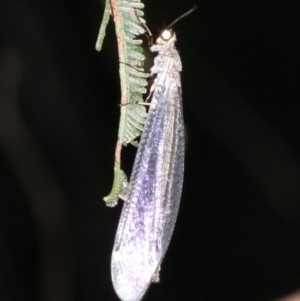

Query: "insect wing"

xmin=111 ymin=68 xmax=184 ymax=301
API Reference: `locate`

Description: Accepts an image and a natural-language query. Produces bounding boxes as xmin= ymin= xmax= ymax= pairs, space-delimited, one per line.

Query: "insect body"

xmin=111 ymin=29 xmax=185 ymax=301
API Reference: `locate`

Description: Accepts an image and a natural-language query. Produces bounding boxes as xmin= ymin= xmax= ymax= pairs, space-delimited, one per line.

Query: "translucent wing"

xmin=111 ymin=47 xmax=184 ymax=301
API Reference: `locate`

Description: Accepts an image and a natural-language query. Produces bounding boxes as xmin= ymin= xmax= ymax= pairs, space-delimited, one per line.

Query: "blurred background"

xmin=0 ymin=0 xmax=300 ymax=300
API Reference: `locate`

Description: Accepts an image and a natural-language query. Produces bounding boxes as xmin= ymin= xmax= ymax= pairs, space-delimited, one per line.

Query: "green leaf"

xmin=103 ymin=162 xmax=128 ymax=207
xmin=95 ymin=0 xmax=112 ymax=52
xmin=96 ymin=0 xmax=148 ymax=206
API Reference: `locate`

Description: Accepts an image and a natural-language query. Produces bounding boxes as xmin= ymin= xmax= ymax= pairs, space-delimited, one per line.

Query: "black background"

xmin=0 ymin=0 xmax=300 ymax=300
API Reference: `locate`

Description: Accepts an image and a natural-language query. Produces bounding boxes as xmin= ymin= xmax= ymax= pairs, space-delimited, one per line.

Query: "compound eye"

xmin=161 ymin=29 xmax=173 ymax=41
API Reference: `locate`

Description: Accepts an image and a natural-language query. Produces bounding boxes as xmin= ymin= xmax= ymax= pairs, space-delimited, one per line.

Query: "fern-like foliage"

xmin=96 ymin=0 xmax=148 ymax=206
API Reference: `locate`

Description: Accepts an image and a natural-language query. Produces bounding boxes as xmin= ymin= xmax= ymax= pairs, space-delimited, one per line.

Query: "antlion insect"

xmin=111 ymin=6 xmax=197 ymax=301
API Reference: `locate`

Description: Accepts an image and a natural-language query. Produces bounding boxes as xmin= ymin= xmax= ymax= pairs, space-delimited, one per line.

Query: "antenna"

xmin=167 ymin=5 xmax=197 ymax=29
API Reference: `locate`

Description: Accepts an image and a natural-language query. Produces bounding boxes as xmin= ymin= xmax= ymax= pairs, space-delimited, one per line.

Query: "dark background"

xmin=0 ymin=0 xmax=300 ymax=300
